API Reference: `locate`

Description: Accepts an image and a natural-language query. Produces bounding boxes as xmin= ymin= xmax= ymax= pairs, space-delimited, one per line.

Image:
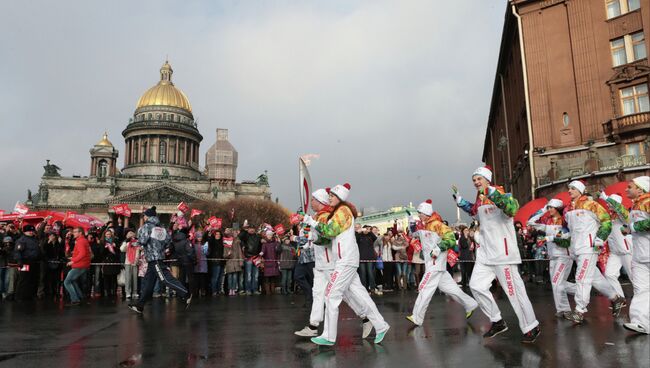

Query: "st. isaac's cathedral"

xmin=29 ymin=61 xmax=271 ymax=222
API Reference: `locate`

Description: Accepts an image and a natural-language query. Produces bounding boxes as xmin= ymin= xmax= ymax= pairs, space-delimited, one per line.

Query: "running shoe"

xmin=295 ymin=326 xmax=319 ymax=337
xmin=311 ymin=337 xmax=335 ymax=346
xmin=521 ymin=326 xmax=541 ymax=344
xmin=374 ymin=326 xmax=389 ymax=344
xmin=483 ymin=320 xmax=508 ymax=338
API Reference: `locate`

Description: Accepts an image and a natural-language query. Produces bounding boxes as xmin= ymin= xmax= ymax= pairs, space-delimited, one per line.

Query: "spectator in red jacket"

xmin=63 ymin=227 xmax=91 ymax=306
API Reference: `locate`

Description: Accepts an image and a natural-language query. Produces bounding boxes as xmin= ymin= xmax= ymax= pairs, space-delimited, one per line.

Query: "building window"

xmin=141 ymin=141 xmax=148 ymax=162
xmin=98 ymin=160 xmax=108 ymax=178
xmin=159 ymin=141 xmax=167 ymax=163
xmin=133 ymin=142 xmax=139 ymax=164
xmin=626 ymin=142 xmax=646 ymax=156
xmin=620 ymin=83 xmax=649 ymax=115
xmin=632 ymin=32 xmax=647 ymax=61
xmin=606 ymin=0 xmax=640 ymax=19
xmin=611 ymin=32 xmax=647 ymax=67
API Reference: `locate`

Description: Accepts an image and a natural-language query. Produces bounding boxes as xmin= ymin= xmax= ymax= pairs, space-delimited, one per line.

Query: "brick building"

xmin=484 ymin=0 xmax=650 ymax=202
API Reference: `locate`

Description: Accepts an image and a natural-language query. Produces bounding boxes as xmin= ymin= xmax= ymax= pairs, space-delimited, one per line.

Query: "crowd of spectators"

xmin=0 ymin=213 xmax=587 ymax=306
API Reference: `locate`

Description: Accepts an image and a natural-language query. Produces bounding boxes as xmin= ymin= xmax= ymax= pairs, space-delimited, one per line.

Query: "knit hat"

xmin=330 ymin=183 xmax=351 ymax=202
xmin=22 ymin=224 xmax=35 ymax=232
xmin=546 ymin=198 xmax=564 ymax=209
xmin=416 ymin=199 xmax=434 ymax=216
xmin=568 ymin=180 xmax=586 ymax=194
xmin=472 ymin=165 xmax=493 ymax=183
xmin=2 ymin=236 xmax=13 ymax=243
xmin=608 ymin=194 xmax=623 ymax=204
xmin=632 ymin=176 xmax=649 ymax=193
xmin=312 ymin=188 xmax=330 ymax=205
xmin=143 ymin=206 xmax=157 ymax=217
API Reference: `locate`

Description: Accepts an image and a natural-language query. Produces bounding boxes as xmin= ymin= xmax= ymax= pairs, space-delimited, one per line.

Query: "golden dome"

xmin=96 ymin=132 xmax=113 ymax=147
xmin=136 ymin=61 xmax=192 ymax=112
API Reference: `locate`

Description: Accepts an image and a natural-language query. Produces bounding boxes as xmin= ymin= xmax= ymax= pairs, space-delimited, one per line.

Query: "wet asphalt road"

xmin=0 ymin=283 xmax=647 ymax=368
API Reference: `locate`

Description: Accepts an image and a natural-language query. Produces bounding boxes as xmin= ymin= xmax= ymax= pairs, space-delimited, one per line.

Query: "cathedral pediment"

xmin=107 ymin=182 xmax=208 ymax=204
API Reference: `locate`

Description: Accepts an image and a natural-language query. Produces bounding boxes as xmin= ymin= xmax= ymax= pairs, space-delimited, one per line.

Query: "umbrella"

xmin=603 ymin=181 xmax=633 ymax=208
xmin=514 ymin=198 xmax=549 ymax=225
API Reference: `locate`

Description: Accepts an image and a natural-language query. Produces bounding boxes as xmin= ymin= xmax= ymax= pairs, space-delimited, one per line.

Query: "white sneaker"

xmin=624 ymin=323 xmax=649 ymax=334
xmin=362 ymin=320 xmax=373 ymax=339
xmin=294 ymin=326 xmax=319 ymax=337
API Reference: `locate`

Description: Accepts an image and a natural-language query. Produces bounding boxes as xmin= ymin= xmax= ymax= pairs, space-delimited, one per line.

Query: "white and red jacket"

xmin=608 ymin=217 xmax=633 ymax=256
xmin=528 ymin=211 xmax=572 ymax=259
xmin=315 ymin=204 xmax=360 ymax=268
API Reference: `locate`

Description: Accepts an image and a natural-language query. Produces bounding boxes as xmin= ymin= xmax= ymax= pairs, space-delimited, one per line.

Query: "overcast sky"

xmin=0 ymin=0 xmax=505 ymax=221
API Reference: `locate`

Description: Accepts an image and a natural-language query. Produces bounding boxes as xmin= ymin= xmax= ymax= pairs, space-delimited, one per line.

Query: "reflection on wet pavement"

xmin=0 ymin=285 xmax=647 ymax=367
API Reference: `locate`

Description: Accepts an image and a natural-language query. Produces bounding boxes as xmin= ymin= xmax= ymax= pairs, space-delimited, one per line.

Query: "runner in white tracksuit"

xmin=304 ymin=183 xmax=390 ymax=346
xmin=406 ymin=199 xmax=478 ymax=326
xmin=527 ymin=199 xmax=576 ymax=318
xmin=294 ymin=188 xmax=372 ymax=338
xmin=600 ymin=193 xmax=634 ymax=298
xmin=455 ymin=165 xmax=540 ymax=343
xmin=563 ymin=180 xmax=624 ymax=324
xmin=616 ymin=176 xmax=650 ymax=335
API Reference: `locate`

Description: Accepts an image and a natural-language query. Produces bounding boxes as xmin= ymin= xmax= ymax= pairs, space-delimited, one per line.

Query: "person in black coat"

xmin=458 ymin=226 xmax=474 ymax=287
xmin=43 ymin=232 xmax=65 ymax=299
xmin=101 ymin=230 xmax=121 ymax=298
xmin=208 ymin=230 xmax=225 ymax=295
xmin=14 ymin=225 xmax=42 ymax=301
xmin=355 ymin=225 xmax=377 ymax=291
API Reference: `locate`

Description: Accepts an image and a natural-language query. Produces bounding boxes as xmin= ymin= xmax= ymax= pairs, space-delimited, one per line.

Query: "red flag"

xmin=0 ymin=210 xmax=4 ymax=217
xmin=208 ymin=216 xmax=222 ymax=229
xmin=190 ymin=209 xmax=203 ymax=218
xmin=447 ymin=250 xmax=459 ymax=268
xmin=290 ymin=213 xmax=303 ymax=225
xmin=177 ymin=202 xmax=190 ymax=213
xmin=113 ymin=204 xmax=132 ymax=217
xmin=13 ymin=202 xmax=29 ymax=216
xmin=274 ymin=224 xmax=285 ymax=236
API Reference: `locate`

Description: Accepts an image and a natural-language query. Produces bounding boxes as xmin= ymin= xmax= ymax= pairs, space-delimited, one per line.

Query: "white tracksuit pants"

xmin=320 ymin=265 xmax=389 ymax=342
xmin=549 ymin=257 xmax=576 ymax=313
xmin=629 ymin=261 xmax=649 ymax=332
xmin=604 ymin=253 xmax=633 ymax=298
xmin=574 ymin=254 xmax=618 ymax=313
xmin=310 ymin=268 xmax=367 ymax=326
xmin=469 ymin=262 xmax=539 ymax=333
xmin=411 ymin=269 xmax=478 ymax=325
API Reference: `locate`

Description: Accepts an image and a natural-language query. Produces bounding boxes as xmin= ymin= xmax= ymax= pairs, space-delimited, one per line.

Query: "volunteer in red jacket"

xmin=563 ymin=180 xmax=624 ymax=324
xmin=455 ymin=166 xmax=540 ymax=343
xmin=620 ymin=176 xmax=650 ymax=334
xmin=406 ymin=199 xmax=478 ymax=326
xmin=303 ymin=183 xmax=390 ymax=346
xmin=63 ymin=227 xmax=92 ymax=307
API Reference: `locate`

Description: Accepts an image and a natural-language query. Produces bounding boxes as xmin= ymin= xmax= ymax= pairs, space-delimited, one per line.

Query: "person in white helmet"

xmin=294 ymin=188 xmax=373 ymax=339
xmin=600 ymin=193 xmax=634 ymax=303
xmin=617 ymin=176 xmax=650 ymax=334
xmin=563 ymin=180 xmax=625 ymax=324
xmin=527 ymin=198 xmax=576 ymax=319
xmin=454 ymin=165 xmax=540 ymax=343
xmin=406 ymin=199 xmax=478 ymax=326
xmin=303 ymin=183 xmax=390 ymax=346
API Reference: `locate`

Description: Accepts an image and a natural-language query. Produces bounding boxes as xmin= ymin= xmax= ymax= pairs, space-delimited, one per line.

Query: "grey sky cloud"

xmin=0 ymin=0 xmax=505 ymax=221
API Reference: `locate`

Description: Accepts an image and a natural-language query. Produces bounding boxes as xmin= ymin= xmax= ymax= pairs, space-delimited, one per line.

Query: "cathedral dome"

xmin=136 ymin=61 xmax=192 ymax=113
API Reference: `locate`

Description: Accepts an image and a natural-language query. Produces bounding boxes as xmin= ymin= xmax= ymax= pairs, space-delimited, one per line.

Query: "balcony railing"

xmin=537 ymin=153 xmax=648 ymax=185
xmin=603 ymin=111 xmax=650 ymax=138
